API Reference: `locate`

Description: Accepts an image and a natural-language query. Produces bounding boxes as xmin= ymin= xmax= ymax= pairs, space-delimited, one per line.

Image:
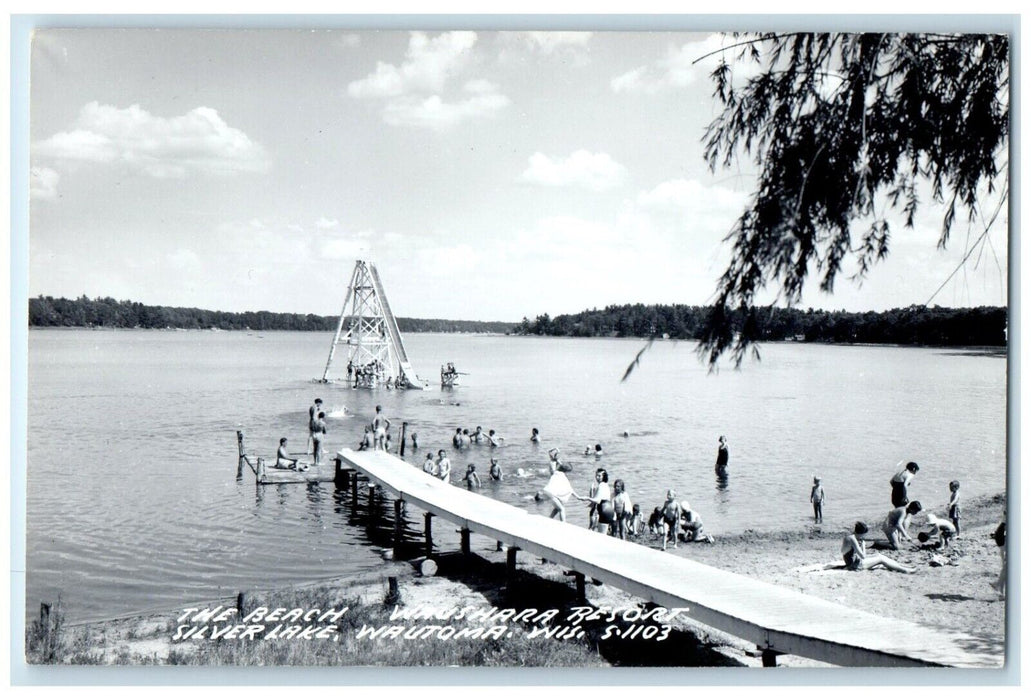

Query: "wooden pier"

xmin=338 ymin=448 xmax=1000 ymax=668
xmin=237 ymin=431 xmax=341 ymax=485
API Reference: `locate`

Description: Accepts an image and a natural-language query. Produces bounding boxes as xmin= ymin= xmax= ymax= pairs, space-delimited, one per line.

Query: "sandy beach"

xmin=29 ymin=491 xmax=1005 ymax=668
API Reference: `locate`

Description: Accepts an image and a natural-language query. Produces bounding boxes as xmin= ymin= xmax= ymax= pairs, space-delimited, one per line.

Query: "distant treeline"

xmin=28 ymin=295 xmax=516 ymax=334
xmin=513 ymin=303 xmax=1007 ymax=346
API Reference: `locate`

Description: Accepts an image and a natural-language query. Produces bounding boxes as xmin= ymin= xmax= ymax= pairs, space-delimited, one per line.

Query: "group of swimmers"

xmin=452 ymin=426 xmax=505 ymax=449
xmin=419 ymin=449 xmax=503 ymax=488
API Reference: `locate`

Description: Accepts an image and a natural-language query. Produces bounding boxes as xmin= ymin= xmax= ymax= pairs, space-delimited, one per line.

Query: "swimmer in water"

xmin=465 ymin=464 xmax=481 ymax=490
xmin=531 ymin=428 xmax=541 ymax=443
xmin=422 ymin=452 xmax=437 ymax=476
xmin=489 ymin=457 xmax=503 ymax=481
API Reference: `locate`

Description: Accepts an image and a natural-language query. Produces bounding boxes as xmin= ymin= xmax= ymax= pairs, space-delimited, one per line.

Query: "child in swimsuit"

xmin=948 ymin=480 xmax=961 ymax=536
xmin=661 ymin=490 xmax=683 ymax=551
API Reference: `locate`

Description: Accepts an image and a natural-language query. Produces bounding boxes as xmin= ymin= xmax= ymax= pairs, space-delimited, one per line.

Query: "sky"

xmin=27 ymin=28 xmax=1010 ymax=322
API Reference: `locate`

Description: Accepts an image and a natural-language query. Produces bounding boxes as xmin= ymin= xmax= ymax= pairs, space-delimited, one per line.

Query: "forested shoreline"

xmin=513 ymin=303 xmax=1006 ymax=347
xmin=27 ymin=295 xmax=515 ymax=334
xmin=29 ymin=295 xmax=1006 ymax=347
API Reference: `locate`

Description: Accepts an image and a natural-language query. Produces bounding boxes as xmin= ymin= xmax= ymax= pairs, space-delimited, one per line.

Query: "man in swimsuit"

xmin=372 ymin=405 xmax=387 ymax=451
xmin=276 ymin=438 xmax=299 ymax=470
xmin=882 ymin=500 xmax=923 ymax=550
xmin=890 ymin=461 xmax=919 ymax=507
xmin=312 ymin=411 xmax=327 ymax=465
xmin=308 ymin=398 xmax=323 ymax=454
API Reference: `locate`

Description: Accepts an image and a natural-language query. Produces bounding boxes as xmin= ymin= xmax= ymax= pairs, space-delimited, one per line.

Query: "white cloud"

xmin=383 ymin=93 xmax=510 ymax=130
xmin=463 ymin=79 xmax=499 ymax=94
xmin=520 ymin=150 xmax=626 ymax=191
xmin=34 ymin=102 xmax=270 ymax=178
xmin=316 ymin=217 xmax=340 ymax=230
xmin=612 ymin=33 xmax=762 ymax=95
xmin=30 ymin=166 xmax=60 ymax=200
xmin=347 ymin=31 xmax=478 ymax=99
xmin=519 ymin=32 xmax=592 ymax=54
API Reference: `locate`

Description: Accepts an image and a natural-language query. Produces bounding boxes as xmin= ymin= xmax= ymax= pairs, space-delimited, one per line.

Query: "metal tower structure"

xmin=320 ymin=260 xmax=424 ymax=389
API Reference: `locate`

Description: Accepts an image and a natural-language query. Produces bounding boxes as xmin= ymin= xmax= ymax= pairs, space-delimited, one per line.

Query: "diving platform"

xmin=338 ymin=448 xmax=1001 ymax=668
xmin=320 ymin=260 xmax=425 ymax=389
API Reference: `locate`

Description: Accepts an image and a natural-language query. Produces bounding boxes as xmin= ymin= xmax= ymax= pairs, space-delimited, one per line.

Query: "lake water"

xmin=25 ymin=330 xmax=1007 ymax=623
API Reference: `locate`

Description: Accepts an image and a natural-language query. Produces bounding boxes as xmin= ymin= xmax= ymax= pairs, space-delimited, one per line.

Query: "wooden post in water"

xmin=399 ymin=422 xmax=408 ymax=457
xmin=351 ymin=471 xmax=359 ymax=510
xmin=256 ymin=457 xmax=266 ymax=483
xmin=367 ymin=485 xmax=377 ymax=525
xmin=761 ymin=648 xmax=780 ymax=667
xmin=236 ymin=431 xmax=245 ymax=478
xmin=460 ymin=527 xmax=471 ymax=556
xmin=393 ymin=499 xmax=405 ymax=559
xmin=424 ymin=513 xmax=434 ymax=556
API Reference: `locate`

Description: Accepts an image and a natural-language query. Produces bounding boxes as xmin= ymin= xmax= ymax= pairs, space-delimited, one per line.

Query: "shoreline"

xmin=28 ymin=491 xmax=1006 ymax=668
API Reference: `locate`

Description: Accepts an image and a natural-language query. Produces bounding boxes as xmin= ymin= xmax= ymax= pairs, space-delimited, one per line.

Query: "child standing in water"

xmin=810 ymin=477 xmax=825 ymax=523
xmin=947 ymin=480 xmax=961 ymax=536
xmin=464 ymin=464 xmax=481 ymax=490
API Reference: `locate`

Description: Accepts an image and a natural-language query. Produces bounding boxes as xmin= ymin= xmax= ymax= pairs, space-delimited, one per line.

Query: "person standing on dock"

xmin=715 ymin=435 xmax=729 ymax=475
xmin=889 ymin=461 xmax=919 ymax=507
xmin=308 ymin=398 xmax=323 ymax=455
xmin=372 ymin=405 xmax=387 ymax=451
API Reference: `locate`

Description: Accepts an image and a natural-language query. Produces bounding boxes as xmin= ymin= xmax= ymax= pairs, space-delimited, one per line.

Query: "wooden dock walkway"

xmin=338 ymin=448 xmax=1001 ymax=668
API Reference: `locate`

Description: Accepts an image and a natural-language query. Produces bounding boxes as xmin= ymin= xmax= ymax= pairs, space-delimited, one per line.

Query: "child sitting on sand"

xmin=841 ymin=522 xmax=914 ymax=573
xmin=627 ymin=504 xmax=644 ymax=537
xmin=648 ymin=507 xmax=664 ymax=536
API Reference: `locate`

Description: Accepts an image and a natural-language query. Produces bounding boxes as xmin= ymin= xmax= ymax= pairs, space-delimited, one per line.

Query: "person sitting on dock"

xmin=660 ymin=490 xmax=683 ymax=551
xmin=465 ymin=464 xmax=482 ymax=490
xmin=423 ymin=452 xmax=436 ymax=476
xmin=841 ymin=522 xmax=914 ymax=573
xmin=436 ymin=450 xmax=452 ymax=483
xmin=276 ymin=438 xmax=300 ymax=470
xmin=312 ymin=412 xmax=327 ymax=465
xmin=536 ymin=459 xmax=582 ymax=522
xmin=882 ymin=501 xmax=923 ymax=550
xmin=358 ymin=425 xmax=373 ymax=451
xmin=489 ymin=457 xmax=503 ymax=481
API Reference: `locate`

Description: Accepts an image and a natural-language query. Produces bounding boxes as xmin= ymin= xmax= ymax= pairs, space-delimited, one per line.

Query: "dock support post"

xmin=399 ymin=422 xmax=408 ymax=457
xmin=423 ymin=513 xmax=434 ymax=556
xmin=256 ymin=457 xmax=266 ymax=483
xmin=393 ymin=499 xmax=405 ymax=559
xmin=368 ymin=485 xmax=377 ymax=525
xmin=351 ymin=472 xmax=359 ymax=510
xmin=333 ymin=457 xmax=347 ymax=488
xmin=761 ymin=649 xmax=780 ymax=667
xmin=460 ymin=528 xmax=471 ymax=556
xmin=236 ymin=431 xmax=245 ymax=478
xmin=574 ymin=572 xmax=587 ymax=602
xmin=506 ymin=547 xmax=519 ymax=583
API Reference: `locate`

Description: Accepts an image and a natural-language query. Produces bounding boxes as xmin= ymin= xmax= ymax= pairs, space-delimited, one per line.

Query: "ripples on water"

xmin=26 ymin=330 xmax=1006 ymax=622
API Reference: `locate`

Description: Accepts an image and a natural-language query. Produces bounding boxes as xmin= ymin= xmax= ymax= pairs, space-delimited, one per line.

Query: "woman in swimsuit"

xmin=536 ymin=459 xmax=583 ymax=522
xmin=890 ymin=461 xmax=919 ymax=507
xmin=841 ymin=522 xmax=914 ymax=573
